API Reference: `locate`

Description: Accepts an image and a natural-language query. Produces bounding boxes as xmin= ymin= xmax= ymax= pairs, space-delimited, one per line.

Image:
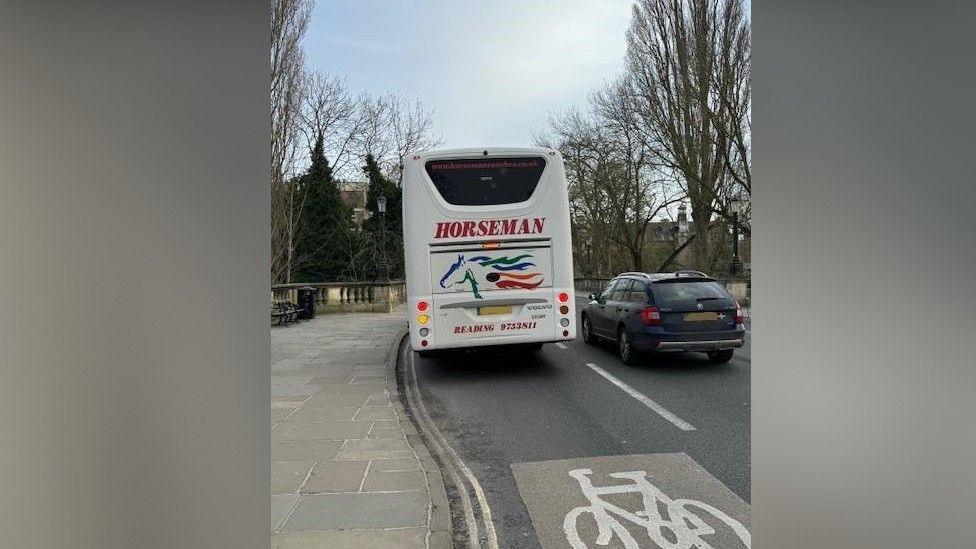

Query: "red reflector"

xmin=641 ymin=306 xmax=662 ymax=326
xmin=417 ymin=300 xmax=428 ymax=312
xmin=558 ymin=292 xmax=569 ymax=303
xmin=420 ymin=340 xmax=428 ymax=347
xmin=562 ymin=330 xmax=569 ymax=337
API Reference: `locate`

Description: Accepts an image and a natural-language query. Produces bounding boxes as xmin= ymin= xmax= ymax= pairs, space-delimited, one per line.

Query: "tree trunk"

xmin=692 ymin=211 xmax=711 ymax=270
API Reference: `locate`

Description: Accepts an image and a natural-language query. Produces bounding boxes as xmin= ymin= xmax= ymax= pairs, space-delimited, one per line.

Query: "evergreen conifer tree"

xmin=293 ymin=133 xmax=354 ymax=281
xmin=362 ymin=154 xmax=404 ymax=278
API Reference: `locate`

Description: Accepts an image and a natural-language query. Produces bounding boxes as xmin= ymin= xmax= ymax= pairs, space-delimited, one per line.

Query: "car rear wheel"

xmin=581 ymin=314 xmax=594 ymax=345
xmin=618 ymin=327 xmax=638 ymax=366
xmin=707 ymin=349 xmax=734 ymax=364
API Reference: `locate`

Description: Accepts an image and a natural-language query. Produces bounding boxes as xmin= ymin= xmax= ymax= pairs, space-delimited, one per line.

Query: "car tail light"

xmin=735 ymin=302 xmax=744 ymax=324
xmin=641 ymin=306 xmax=662 ymax=326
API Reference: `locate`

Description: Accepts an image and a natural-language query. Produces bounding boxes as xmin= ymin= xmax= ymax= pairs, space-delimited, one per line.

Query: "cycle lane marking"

xmin=511 ymin=453 xmax=750 ymax=549
xmin=586 ymin=363 xmax=696 ymax=431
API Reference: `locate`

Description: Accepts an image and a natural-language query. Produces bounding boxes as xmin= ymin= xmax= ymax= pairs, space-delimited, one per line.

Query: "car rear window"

xmin=652 ymin=281 xmax=729 ymax=305
xmin=425 ymin=157 xmax=545 ymax=205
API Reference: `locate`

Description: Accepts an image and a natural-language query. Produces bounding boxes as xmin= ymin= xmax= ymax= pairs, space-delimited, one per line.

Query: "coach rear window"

xmin=425 ymin=157 xmax=546 ymax=205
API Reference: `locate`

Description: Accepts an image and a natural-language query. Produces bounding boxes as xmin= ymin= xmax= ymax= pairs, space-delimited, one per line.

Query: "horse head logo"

xmin=439 ymin=254 xmax=482 ymax=298
xmin=438 ymin=253 xmax=542 ymax=299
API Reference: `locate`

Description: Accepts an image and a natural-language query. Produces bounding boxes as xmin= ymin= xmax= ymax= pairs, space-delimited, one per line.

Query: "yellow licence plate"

xmin=478 ymin=305 xmax=512 ymax=316
xmin=684 ymin=311 xmax=719 ymax=322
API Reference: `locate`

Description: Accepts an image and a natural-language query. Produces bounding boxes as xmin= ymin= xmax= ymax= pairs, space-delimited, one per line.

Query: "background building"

xmin=338 ymin=182 xmax=369 ymax=228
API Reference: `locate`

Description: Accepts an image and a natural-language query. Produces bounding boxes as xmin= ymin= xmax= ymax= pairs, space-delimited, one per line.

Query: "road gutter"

xmin=395 ymin=342 xmax=500 ymax=549
xmin=385 ymin=330 xmax=453 ymax=549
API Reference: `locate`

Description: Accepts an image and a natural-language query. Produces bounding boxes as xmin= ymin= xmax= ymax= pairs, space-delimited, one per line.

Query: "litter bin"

xmin=297 ymin=287 xmax=316 ymax=320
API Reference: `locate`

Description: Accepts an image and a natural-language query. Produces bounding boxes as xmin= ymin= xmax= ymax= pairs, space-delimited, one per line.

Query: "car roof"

xmin=613 ymin=271 xmax=716 ymax=283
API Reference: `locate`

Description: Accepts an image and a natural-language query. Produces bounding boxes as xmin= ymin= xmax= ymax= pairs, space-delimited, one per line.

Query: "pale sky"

xmin=303 ymin=0 xmax=634 ymax=148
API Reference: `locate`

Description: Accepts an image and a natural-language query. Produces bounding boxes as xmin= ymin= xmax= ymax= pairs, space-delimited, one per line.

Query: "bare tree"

xmin=537 ymin=108 xmax=617 ymax=275
xmin=388 ymin=95 xmax=441 ymax=185
xmin=592 ymin=78 xmax=683 ymax=271
xmin=271 ymin=0 xmax=313 ymax=284
xmin=350 ymin=93 xmax=441 ymax=185
xmin=353 ymin=93 xmax=394 ymax=173
xmin=711 ymin=0 xmax=751 ymax=233
xmin=540 ymin=78 xmax=682 ymax=275
xmin=298 ymin=71 xmax=360 ymax=175
xmin=625 ymin=0 xmax=749 ymax=271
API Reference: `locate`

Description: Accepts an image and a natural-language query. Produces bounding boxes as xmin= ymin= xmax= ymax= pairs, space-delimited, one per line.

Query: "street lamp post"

xmin=729 ymin=196 xmax=743 ymax=277
xmin=377 ymin=195 xmax=389 ymax=281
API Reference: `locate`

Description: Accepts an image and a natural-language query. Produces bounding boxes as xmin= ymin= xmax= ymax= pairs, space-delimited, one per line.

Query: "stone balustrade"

xmin=271 ymin=280 xmax=406 ymax=314
xmin=574 ymin=276 xmax=749 ymax=305
xmin=574 ymin=277 xmax=612 ymax=295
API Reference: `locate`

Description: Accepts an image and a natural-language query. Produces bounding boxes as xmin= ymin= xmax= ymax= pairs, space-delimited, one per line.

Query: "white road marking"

xmin=555 ymin=342 xmax=568 ymax=349
xmin=586 ymin=363 xmax=696 ymax=431
xmin=563 ymin=468 xmax=750 ymax=548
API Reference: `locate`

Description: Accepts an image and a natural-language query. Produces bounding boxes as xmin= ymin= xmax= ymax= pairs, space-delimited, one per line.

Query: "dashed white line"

xmin=586 ymin=363 xmax=696 ymax=431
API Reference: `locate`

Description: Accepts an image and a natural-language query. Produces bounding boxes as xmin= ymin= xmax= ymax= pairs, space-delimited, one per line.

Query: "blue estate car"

xmin=580 ymin=271 xmax=745 ymax=365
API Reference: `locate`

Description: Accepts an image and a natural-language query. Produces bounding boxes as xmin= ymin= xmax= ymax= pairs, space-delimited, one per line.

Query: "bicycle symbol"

xmin=563 ymin=468 xmax=751 ymax=549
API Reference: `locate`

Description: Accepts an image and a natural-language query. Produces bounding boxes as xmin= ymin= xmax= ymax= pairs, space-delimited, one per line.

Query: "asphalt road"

xmin=409 ymin=297 xmax=750 ymax=548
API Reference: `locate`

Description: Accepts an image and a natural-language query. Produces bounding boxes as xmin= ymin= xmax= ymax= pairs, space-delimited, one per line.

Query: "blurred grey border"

xmin=3 ymin=2 xmax=976 ymax=548
xmin=1 ymin=3 xmax=269 ymax=549
xmin=755 ymin=2 xmax=976 ymax=548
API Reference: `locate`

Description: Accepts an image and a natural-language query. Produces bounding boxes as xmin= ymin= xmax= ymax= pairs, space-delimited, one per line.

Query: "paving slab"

xmin=367 ymin=426 xmax=403 ymax=439
xmin=270 ymin=494 xmax=299 ymax=531
xmin=282 ymin=491 xmax=427 ymax=531
xmin=336 ymin=438 xmax=414 ymax=461
xmin=272 ymin=528 xmax=426 ymax=549
xmin=371 ymin=457 xmax=421 ymax=472
xmin=285 ymin=406 xmax=360 ymax=422
xmin=354 ymin=405 xmax=398 ymax=420
xmin=272 ymin=419 xmax=371 ymax=441
xmin=300 ymin=460 xmax=369 ymax=494
xmin=362 ymin=469 xmax=427 ymax=492
xmin=271 ymin=461 xmax=315 ymax=494
xmin=272 ymin=440 xmax=341 ymax=462
xmin=270 ymin=311 xmax=448 ymax=542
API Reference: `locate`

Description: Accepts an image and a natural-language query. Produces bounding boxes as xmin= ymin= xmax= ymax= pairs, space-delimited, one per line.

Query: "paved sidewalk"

xmin=271 ymin=311 xmax=449 ymax=549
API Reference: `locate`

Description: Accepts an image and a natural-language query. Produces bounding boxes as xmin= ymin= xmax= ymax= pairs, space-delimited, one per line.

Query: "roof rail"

xmin=617 ymin=272 xmax=650 ymax=278
xmin=674 ymin=270 xmax=710 ymax=278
